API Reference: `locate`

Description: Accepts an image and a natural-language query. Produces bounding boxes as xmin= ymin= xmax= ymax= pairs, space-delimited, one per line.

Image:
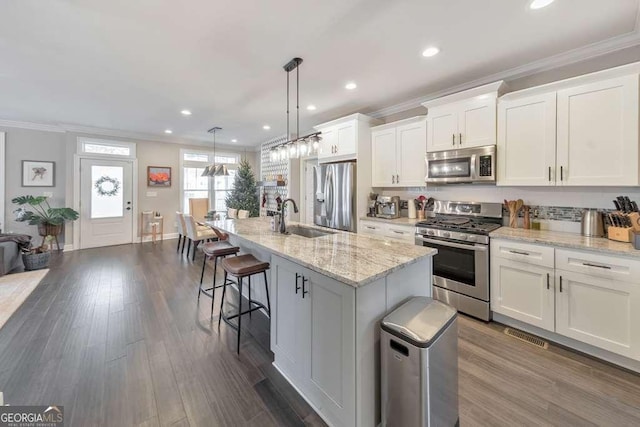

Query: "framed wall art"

xmin=22 ymin=160 xmax=55 ymax=187
xmin=147 ymin=166 xmax=171 ymax=187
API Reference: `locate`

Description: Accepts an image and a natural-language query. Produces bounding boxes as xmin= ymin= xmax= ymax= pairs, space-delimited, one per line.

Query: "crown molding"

xmin=371 ymin=28 xmax=640 ymax=119
xmin=0 ymin=119 xmax=65 ymax=133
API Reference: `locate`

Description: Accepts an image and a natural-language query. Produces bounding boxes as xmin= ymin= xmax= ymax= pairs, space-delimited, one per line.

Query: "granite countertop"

xmin=359 ymin=216 xmax=419 ymax=226
xmin=204 ymin=217 xmax=436 ymax=288
xmin=490 ymin=227 xmax=640 ymax=259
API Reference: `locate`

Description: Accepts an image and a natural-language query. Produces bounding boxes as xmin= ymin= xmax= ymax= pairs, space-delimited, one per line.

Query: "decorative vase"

xmin=22 ymin=251 xmax=51 ymax=271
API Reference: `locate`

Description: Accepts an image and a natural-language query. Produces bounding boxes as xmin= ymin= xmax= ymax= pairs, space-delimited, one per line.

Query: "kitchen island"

xmin=205 ymin=217 xmax=436 ymax=427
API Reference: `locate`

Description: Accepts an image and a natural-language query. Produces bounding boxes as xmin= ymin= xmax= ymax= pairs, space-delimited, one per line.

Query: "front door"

xmin=80 ymin=158 xmax=133 ymax=248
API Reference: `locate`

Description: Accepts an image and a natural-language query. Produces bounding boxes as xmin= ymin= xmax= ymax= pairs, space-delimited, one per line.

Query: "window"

xmin=78 ymin=138 xmax=136 ymax=159
xmin=180 ymin=149 xmax=240 ymax=214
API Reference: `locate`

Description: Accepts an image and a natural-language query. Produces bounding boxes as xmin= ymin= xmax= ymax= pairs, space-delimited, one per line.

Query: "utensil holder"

xmin=607 ymin=226 xmax=633 ymax=243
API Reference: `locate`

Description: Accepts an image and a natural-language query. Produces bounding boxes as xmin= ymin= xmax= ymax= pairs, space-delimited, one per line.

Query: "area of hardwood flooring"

xmin=0 ymin=242 xmax=639 ymax=426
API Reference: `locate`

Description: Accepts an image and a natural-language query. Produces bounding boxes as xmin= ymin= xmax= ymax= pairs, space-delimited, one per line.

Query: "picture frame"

xmin=22 ymin=160 xmax=55 ymax=187
xmin=147 ymin=166 xmax=171 ymax=187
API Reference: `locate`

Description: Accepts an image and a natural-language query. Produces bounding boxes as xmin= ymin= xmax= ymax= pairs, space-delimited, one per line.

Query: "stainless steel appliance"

xmin=313 ymin=161 xmax=356 ymax=232
xmin=415 ymin=200 xmax=503 ymax=321
xmin=381 ymin=297 xmax=459 ymax=427
xmin=376 ymin=196 xmax=400 ymax=219
xmin=425 ymin=145 xmax=496 ymax=184
xmin=581 ymin=209 xmax=604 ymax=237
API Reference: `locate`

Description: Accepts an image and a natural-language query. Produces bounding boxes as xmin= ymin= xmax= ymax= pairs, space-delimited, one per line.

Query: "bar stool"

xmin=198 ymin=241 xmax=240 ymax=314
xmin=218 ymin=254 xmax=271 ymax=354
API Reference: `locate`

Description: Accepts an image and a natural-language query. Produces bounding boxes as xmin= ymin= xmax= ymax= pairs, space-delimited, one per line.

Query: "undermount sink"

xmin=285 ymin=225 xmax=336 ymax=238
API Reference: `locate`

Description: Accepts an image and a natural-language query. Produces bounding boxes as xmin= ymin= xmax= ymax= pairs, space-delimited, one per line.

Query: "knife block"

xmin=608 ymin=226 xmax=633 ymax=243
xmin=628 ymin=212 xmax=640 ymax=232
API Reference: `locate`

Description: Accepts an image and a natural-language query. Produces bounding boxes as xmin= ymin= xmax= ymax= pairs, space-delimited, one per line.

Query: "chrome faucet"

xmin=279 ymin=198 xmax=299 ymax=233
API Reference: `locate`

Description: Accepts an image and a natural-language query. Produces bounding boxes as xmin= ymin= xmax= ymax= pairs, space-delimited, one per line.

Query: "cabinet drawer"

xmin=556 ymin=249 xmax=640 ymax=283
xmin=359 ymin=220 xmax=386 ymax=236
xmin=491 ymin=239 xmax=554 ymax=268
xmin=386 ymin=225 xmax=415 ymax=243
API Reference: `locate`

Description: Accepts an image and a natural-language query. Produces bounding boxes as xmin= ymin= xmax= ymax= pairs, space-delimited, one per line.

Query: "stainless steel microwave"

xmin=425 ymin=145 xmax=496 ymax=184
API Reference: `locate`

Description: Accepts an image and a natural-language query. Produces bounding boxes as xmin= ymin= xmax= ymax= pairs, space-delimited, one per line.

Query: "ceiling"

xmin=0 ymin=0 xmax=639 ymax=147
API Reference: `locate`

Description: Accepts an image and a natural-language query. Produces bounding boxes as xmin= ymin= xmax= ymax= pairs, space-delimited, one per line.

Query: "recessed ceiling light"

xmin=345 ymin=82 xmax=357 ymax=90
xmin=263 ymin=125 xmax=271 ymax=130
xmin=164 ymin=129 xmax=173 ymax=134
xmin=180 ymin=109 xmax=192 ymax=116
xmin=529 ymin=0 xmax=555 ymax=9
xmin=307 ymin=104 xmax=317 ymax=111
xmin=231 ymin=139 xmax=238 ymax=143
xmin=422 ymin=47 xmax=440 ymax=57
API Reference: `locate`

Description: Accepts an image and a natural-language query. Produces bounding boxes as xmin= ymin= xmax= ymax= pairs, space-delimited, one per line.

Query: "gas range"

xmin=414 ymin=200 xmax=503 ymax=321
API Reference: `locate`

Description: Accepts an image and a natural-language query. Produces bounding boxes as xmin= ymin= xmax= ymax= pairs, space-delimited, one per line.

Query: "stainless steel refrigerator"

xmin=313 ymin=161 xmax=357 ymax=232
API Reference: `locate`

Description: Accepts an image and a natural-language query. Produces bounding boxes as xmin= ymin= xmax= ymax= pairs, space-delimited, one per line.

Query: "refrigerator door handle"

xmin=325 ymin=167 xmax=334 ymax=225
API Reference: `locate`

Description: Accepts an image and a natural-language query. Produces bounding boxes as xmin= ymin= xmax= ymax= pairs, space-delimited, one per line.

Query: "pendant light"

xmin=202 ymin=126 xmax=229 ymax=176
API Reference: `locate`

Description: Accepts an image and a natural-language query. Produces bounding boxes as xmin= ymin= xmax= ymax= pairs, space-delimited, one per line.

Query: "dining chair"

xmin=176 ymin=211 xmax=186 ymax=253
xmin=183 ymin=214 xmax=216 ymax=261
xmin=189 ymin=198 xmax=209 ymax=220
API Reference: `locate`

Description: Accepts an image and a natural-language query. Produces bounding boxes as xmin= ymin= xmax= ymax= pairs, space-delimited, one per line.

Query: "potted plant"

xmin=12 ymin=195 xmax=79 ymax=266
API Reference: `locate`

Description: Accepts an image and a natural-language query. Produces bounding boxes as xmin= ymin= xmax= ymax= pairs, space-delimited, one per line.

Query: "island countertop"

xmin=204 ymin=217 xmax=436 ymax=288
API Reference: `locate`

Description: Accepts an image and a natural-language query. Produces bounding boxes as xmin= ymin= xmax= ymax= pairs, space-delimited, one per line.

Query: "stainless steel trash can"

xmin=381 ymin=297 xmax=459 ymax=427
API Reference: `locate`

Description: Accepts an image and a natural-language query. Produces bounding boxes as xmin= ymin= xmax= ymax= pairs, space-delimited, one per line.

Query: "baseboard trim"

xmin=63 ymin=244 xmax=74 ymax=252
xmin=139 ymin=232 xmax=179 ymax=243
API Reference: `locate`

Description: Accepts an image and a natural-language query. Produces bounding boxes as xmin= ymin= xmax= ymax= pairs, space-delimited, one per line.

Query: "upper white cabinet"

xmin=371 ymin=116 xmax=427 ymax=187
xmin=423 ymin=81 xmax=506 ymax=152
xmin=497 ymin=65 xmax=640 ymax=187
xmin=497 ymin=92 xmax=557 ymax=186
xmin=314 ymin=113 xmax=380 ymax=162
xmin=557 ymin=75 xmax=639 ymax=186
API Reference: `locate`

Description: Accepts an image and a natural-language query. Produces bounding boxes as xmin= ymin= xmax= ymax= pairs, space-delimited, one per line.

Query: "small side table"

xmin=141 ymin=213 xmax=164 ymax=244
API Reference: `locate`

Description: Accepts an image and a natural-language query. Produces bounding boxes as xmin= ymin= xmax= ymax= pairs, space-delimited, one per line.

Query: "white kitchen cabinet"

xmin=555 ymin=270 xmax=640 ymax=359
xmin=371 ymin=128 xmax=397 ymax=187
xmin=491 ymin=257 xmax=555 ymax=331
xmin=314 ymin=113 xmax=381 ymax=163
xmin=305 ymin=268 xmax=356 ymax=427
xmin=497 ymin=92 xmax=557 ymax=186
xmin=556 ymin=75 xmax=640 ymax=186
xmin=359 ymin=220 xmax=386 ymax=238
xmin=371 ymin=116 xmax=426 ymax=187
xmin=423 ymin=81 xmax=506 ymax=153
xmin=271 ymin=255 xmax=356 ymax=427
xmin=271 ymin=256 xmax=308 ymax=381
xmin=359 ymin=220 xmax=416 ymax=243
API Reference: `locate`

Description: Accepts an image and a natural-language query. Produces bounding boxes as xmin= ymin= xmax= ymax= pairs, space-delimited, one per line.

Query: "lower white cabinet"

xmin=271 ymin=255 xmax=356 ymax=427
xmin=555 ymin=270 xmax=640 ymax=359
xmin=359 ymin=219 xmax=415 ymax=243
xmin=491 ymin=257 xmax=555 ymax=331
xmin=492 ymin=240 xmax=640 ymax=362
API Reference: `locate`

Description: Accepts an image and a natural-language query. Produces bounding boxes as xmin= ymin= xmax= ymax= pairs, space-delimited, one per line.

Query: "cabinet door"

xmin=318 ymin=127 xmax=336 ymax=161
xmin=557 ymin=75 xmax=640 ymax=186
xmin=303 ymin=269 xmax=356 ymax=427
xmin=497 ymin=93 xmax=557 ymax=186
xmin=458 ymin=98 xmax=497 ymax=148
xmin=427 ymin=106 xmax=458 ymax=152
xmin=491 ymin=257 xmax=555 ymax=331
xmin=271 ymin=257 xmax=306 ymax=381
xmin=386 ymin=225 xmax=415 ymax=243
xmin=371 ymin=128 xmax=397 ymax=187
xmin=359 ymin=220 xmax=386 ymax=237
xmin=396 ymin=120 xmax=427 ymax=186
xmin=335 ymin=122 xmax=356 ymax=157
xmin=556 ymin=270 xmax=640 ymax=359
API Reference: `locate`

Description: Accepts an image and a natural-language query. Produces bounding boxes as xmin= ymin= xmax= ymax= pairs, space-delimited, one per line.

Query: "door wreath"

xmin=94 ymin=176 xmax=121 ymax=197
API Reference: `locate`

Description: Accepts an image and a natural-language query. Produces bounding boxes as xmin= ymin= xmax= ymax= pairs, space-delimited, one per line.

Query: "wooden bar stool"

xmin=218 ymin=254 xmax=271 ymax=354
xmin=198 ymin=241 xmax=240 ymax=314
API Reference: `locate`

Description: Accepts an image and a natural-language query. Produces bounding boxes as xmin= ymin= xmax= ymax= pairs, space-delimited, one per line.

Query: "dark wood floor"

xmin=1 ymin=242 xmax=640 ymax=426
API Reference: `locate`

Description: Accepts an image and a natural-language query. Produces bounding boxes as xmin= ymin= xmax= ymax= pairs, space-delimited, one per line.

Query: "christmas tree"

xmin=225 ymin=159 xmax=260 ymax=217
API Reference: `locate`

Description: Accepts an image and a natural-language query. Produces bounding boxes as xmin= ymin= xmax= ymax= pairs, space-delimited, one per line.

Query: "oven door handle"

xmin=417 ymin=236 xmax=488 ymax=252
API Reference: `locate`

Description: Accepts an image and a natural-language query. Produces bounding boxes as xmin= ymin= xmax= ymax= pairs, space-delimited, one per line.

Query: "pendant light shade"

xmin=202 ymin=126 xmax=229 ymax=176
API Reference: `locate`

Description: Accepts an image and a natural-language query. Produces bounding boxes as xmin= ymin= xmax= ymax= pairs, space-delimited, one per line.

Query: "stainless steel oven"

xmin=415 ymin=201 xmax=502 ymax=321
xmin=425 ymin=145 xmax=496 ymax=184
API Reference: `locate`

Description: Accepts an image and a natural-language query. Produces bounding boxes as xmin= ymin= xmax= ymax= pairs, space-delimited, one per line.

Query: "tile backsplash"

xmin=260 ymin=135 xmax=290 ymax=216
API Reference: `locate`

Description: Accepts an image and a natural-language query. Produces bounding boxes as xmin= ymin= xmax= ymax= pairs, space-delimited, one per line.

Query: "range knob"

xmin=442 ymin=232 xmax=451 ymax=238
xmin=467 ymin=235 xmax=477 ymax=242
xmin=458 ymin=234 xmax=468 ymax=240
xmin=427 ymin=230 xmax=435 ymax=236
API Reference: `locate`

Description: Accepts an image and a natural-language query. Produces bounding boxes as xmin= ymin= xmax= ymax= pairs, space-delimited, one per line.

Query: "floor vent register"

xmin=504 ymin=327 xmax=549 ymax=350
